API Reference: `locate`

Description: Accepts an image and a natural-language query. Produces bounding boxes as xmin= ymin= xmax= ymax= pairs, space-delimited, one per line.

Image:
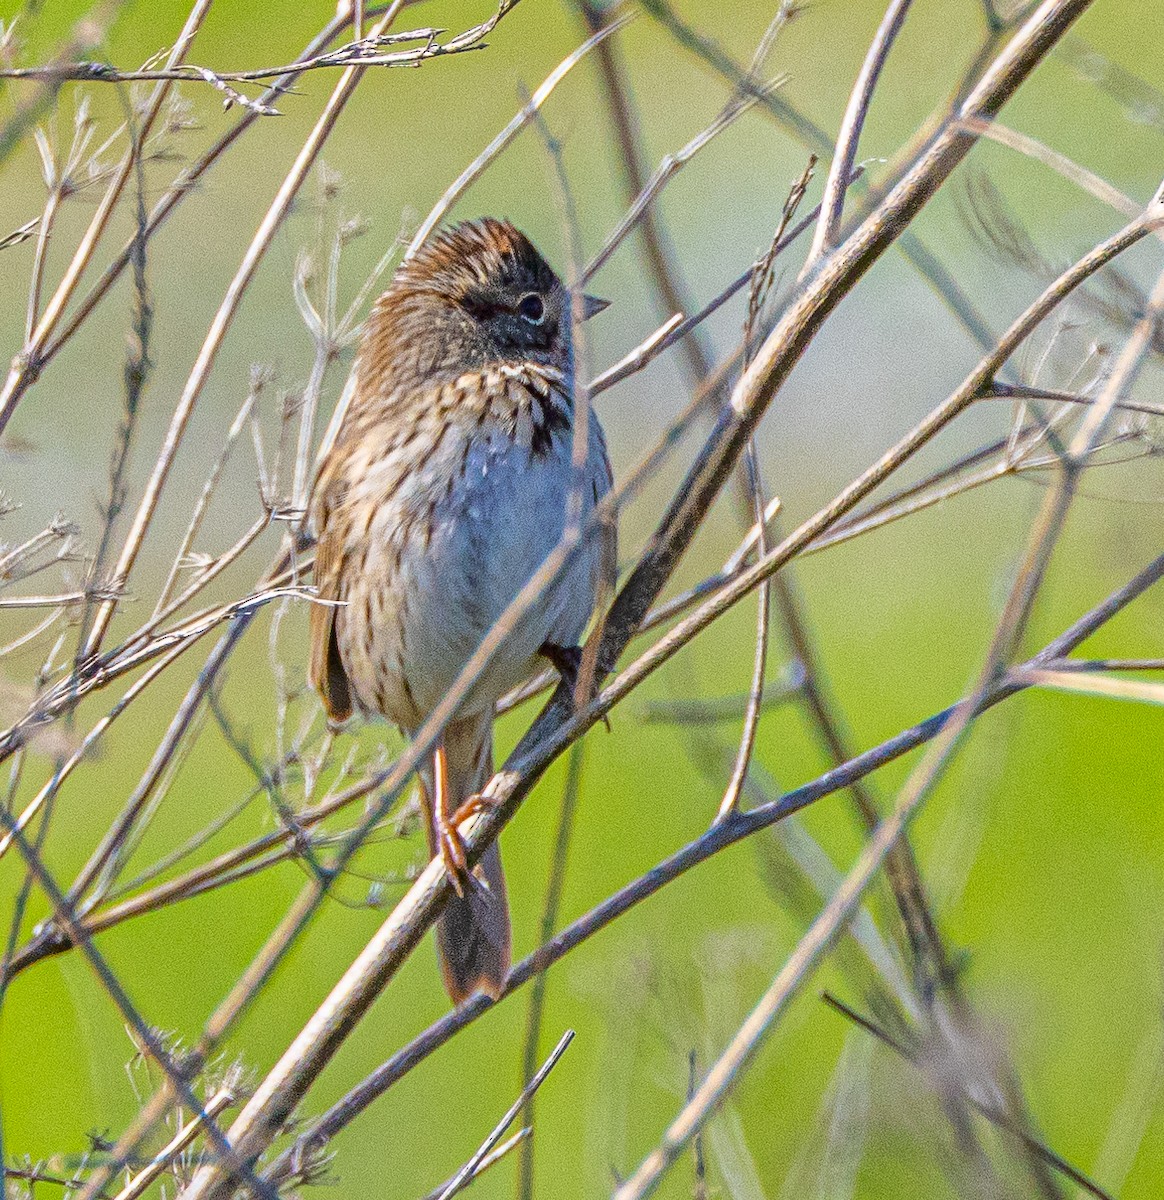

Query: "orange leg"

xmin=433 ymin=742 xmax=469 ymax=898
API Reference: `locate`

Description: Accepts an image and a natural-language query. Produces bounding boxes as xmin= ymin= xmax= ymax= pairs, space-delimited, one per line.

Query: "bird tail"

xmin=419 ymin=712 xmax=511 ymax=1004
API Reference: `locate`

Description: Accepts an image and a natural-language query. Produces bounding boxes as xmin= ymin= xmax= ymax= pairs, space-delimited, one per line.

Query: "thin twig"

xmin=805 ymin=0 xmax=915 ymax=267
xmin=0 ymin=217 xmax=39 ymax=251
xmin=962 ymin=116 xmax=1145 ymax=218
xmin=418 ymin=1131 xmax=531 ymax=1200
xmin=0 ymin=18 xmax=512 ymax=88
xmin=404 ymin=11 xmax=633 ymax=262
xmin=517 ymin=745 xmax=586 ymax=1200
xmin=820 ymin=994 xmax=1116 ymax=1200
xmin=154 ymin=389 xmax=258 ymax=617
xmin=715 ymin=162 xmax=812 ymax=826
xmin=437 ymin=1030 xmax=573 ymax=1200
xmin=582 ymin=76 xmax=784 ymax=284
xmin=261 ymin=552 xmax=1164 ymax=1183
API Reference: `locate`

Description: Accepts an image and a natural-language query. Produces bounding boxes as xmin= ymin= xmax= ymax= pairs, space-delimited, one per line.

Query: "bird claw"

xmin=438 ymin=820 xmax=470 ymax=898
xmin=451 ymin=790 xmax=501 ymax=826
xmin=437 ymin=794 xmax=502 ymax=897
xmin=539 ymin=641 xmax=583 ymax=684
xmin=539 ymin=641 xmax=609 ymax=728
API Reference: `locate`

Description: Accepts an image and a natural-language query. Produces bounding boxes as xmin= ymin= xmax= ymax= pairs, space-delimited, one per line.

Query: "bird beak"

xmin=580 ymin=293 xmax=610 ymax=320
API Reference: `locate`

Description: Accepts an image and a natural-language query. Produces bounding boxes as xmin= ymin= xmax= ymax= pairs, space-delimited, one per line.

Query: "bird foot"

xmin=437 ymin=818 xmax=471 ymax=898
xmin=437 ymin=793 xmax=503 ymax=897
xmin=451 ymin=790 xmax=502 ymax=826
xmin=539 ymin=641 xmax=610 ymax=729
xmin=539 ymin=640 xmax=583 ymax=684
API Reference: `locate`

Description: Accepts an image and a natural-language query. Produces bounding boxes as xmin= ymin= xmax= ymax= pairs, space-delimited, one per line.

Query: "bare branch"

xmin=437 ymin=1030 xmax=572 ymax=1200
xmin=405 ymin=11 xmax=633 ymax=261
xmin=805 ymin=0 xmax=915 ymax=268
xmin=262 ymin=551 xmax=1164 ymax=1183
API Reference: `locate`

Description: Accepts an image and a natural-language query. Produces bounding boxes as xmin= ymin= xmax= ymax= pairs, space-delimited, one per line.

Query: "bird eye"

xmin=517 ymin=293 xmax=545 ymax=324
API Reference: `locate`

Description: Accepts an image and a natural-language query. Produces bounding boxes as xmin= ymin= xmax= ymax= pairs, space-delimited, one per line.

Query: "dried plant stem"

xmin=438 ymin=1031 xmax=572 ymax=1200
xmin=588 ymin=188 xmax=839 ymax=396
xmin=634 ymin=0 xmax=1092 ymax=615
xmin=580 ymin=69 xmax=782 ymax=284
xmin=714 ymin=166 xmax=812 ymax=827
xmin=420 ymin=1131 xmax=531 ymax=1200
xmin=261 ymin=551 xmax=1164 ymax=1183
xmin=516 ymin=745 xmax=586 ymax=1200
xmin=712 ymin=440 xmax=770 ymax=827
xmin=0 ymin=0 xmax=213 ymax=439
xmin=74 ymin=96 xmax=154 ymax=663
xmin=76 ymin=0 xmax=417 ymax=662
xmin=0 ymin=11 xmax=519 ymax=89
xmin=632 ymin=651 xmax=960 ymax=1193
xmin=0 ymin=218 xmax=39 ymax=251
xmin=112 ymin=1085 xmax=238 ymax=1200
xmin=26 ymin=185 xmax=62 ymax=342
xmin=602 ymin=0 xmax=1080 ymax=995
xmin=176 ymin=11 xmax=1102 ymax=1191
xmin=588 ymin=213 xmax=1157 ymax=800
xmin=154 ymin=392 xmax=257 ymax=617
xmin=582 ymin=0 xmax=811 ymax=856
xmin=990 ymin=379 xmax=1164 ymax=418
xmin=805 ymin=0 xmax=915 ymax=267
xmin=0 ymin=0 xmax=124 ymax=170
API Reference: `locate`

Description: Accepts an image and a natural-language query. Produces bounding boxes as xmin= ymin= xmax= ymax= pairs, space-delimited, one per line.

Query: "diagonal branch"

xmin=261 ymin=548 xmax=1164 ymax=1184
xmin=0 ymin=0 xmax=213 ymax=438
xmin=176 ymin=8 xmax=1102 ymax=1192
xmin=804 ymin=0 xmax=916 ymax=268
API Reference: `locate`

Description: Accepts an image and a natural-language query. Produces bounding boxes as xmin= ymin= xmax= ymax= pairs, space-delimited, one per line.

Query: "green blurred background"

xmin=1 ymin=1 xmax=1163 ymax=1196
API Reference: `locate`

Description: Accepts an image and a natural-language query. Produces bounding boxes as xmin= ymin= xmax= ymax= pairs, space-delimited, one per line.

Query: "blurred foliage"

xmin=1 ymin=2 xmax=1163 ymax=1198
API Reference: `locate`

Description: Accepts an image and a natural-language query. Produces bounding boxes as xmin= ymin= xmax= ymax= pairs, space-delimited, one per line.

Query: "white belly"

xmin=342 ymin=418 xmax=609 ymax=730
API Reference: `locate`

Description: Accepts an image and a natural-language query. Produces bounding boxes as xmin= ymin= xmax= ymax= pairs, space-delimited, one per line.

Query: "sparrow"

xmin=308 ymin=218 xmax=615 ymax=1002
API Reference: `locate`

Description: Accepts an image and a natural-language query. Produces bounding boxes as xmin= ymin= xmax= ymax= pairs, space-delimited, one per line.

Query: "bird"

xmin=307 ymin=218 xmax=615 ymax=1004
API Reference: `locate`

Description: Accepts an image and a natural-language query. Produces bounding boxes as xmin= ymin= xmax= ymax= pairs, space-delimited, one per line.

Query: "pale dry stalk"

xmin=174 ymin=5 xmax=1099 ymax=1194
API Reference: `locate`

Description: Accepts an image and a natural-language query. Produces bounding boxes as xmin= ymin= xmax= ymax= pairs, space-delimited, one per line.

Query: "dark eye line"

xmin=458 ymin=294 xmax=502 ymax=321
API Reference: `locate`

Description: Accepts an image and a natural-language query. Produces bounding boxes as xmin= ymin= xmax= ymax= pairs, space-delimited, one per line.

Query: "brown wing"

xmin=308 ymin=467 xmax=353 ymax=725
